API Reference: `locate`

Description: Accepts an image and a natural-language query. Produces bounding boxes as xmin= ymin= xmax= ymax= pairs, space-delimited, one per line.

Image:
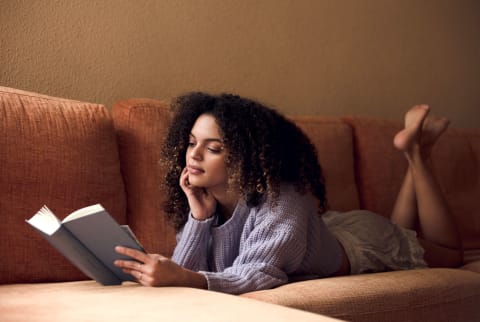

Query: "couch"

xmin=0 ymin=86 xmax=479 ymax=321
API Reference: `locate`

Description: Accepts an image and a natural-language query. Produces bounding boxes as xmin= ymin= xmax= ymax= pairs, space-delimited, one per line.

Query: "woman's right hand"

xmin=179 ymin=167 xmax=217 ymax=220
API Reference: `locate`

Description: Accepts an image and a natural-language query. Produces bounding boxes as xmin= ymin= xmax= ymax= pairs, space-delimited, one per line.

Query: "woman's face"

xmin=186 ymin=114 xmax=229 ymax=191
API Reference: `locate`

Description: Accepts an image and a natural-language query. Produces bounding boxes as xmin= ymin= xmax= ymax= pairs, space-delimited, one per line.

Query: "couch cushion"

xmin=431 ymin=128 xmax=480 ymax=254
xmin=0 ymin=87 xmax=126 ymax=283
xmin=291 ymin=116 xmax=359 ymax=212
xmin=242 ymin=268 xmax=480 ymax=322
xmin=341 ymin=117 xmax=404 ymax=216
xmin=343 ymin=116 xmax=480 ymax=259
xmin=462 ymin=260 xmax=480 ymax=274
xmin=111 ymin=99 xmax=176 ymax=256
xmin=0 ymin=281 xmax=340 ymax=322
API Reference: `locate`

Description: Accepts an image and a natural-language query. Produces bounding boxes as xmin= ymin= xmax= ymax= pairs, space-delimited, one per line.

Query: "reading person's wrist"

xmin=190 ymin=212 xmax=215 ymax=221
xmin=181 ymin=269 xmax=207 ymax=289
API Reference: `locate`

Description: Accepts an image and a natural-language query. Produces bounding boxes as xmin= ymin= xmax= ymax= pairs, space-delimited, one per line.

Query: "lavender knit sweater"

xmin=172 ymin=185 xmax=342 ymax=294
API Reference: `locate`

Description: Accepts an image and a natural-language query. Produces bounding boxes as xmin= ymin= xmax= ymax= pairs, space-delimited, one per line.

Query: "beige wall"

xmin=1 ymin=0 xmax=479 ymax=128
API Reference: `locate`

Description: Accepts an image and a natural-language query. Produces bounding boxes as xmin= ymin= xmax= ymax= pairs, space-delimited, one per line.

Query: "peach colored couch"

xmin=1 ymin=86 xmax=479 ymax=322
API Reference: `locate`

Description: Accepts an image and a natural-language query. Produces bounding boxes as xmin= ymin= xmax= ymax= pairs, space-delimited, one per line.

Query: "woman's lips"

xmin=187 ymin=165 xmax=204 ymax=175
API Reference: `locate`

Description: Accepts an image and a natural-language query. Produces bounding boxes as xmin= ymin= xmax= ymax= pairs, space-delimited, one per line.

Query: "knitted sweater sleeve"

xmin=171 ymin=212 xmax=214 ymax=272
xmin=204 ymin=190 xmax=312 ymax=294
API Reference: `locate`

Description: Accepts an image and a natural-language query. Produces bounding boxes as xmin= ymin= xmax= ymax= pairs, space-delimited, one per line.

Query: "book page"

xmin=26 ymin=206 xmax=61 ymax=235
xmin=63 ymin=204 xmax=105 ymax=222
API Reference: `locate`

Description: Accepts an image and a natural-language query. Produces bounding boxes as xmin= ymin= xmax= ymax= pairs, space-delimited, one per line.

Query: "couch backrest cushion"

xmin=431 ymin=128 xmax=480 ymax=259
xmin=344 ymin=116 xmax=480 ymax=261
xmin=112 ymin=99 xmax=177 ymax=256
xmin=291 ymin=116 xmax=359 ymax=212
xmin=341 ymin=117 xmax=405 ymax=216
xmin=0 ymin=87 xmax=126 ymax=283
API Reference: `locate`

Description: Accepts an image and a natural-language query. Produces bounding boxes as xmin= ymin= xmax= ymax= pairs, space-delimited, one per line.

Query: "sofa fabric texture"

xmin=0 ymin=87 xmax=126 ymax=284
xmin=111 ymin=98 xmax=176 ymax=257
xmin=242 ymin=268 xmax=480 ymax=322
xmin=0 ymin=281 xmax=340 ymax=322
xmin=1 ymin=86 xmax=479 ymax=321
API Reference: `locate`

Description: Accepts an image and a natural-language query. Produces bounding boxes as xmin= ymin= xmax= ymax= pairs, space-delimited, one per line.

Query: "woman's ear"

xmin=256 ymin=180 xmax=265 ymax=193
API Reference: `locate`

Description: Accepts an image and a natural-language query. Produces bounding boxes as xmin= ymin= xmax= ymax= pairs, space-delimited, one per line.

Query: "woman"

xmin=114 ymin=93 xmax=463 ymax=294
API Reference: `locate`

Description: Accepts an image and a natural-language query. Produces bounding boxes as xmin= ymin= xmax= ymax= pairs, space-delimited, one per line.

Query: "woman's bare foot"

xmin=420 ymin=115 xmax=450 ymax=158
xmin=393 ymin=105 xmax=430 ymax=153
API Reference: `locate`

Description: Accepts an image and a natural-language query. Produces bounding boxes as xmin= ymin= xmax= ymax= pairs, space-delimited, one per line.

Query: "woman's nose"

xmin=189 ymin=146 xmax=202 ymax=160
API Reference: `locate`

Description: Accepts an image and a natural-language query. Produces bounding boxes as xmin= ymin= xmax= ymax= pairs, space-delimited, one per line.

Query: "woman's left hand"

xmin=114 ymin=246 xmax=207 ymax=288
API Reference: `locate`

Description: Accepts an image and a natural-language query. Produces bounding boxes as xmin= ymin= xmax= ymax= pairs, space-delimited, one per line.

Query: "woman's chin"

xmin=187 ymin=178 xmax=205 ymax=188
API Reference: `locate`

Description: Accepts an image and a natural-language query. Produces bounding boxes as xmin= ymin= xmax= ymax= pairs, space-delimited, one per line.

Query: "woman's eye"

xmin=207 ymin=147 xmax=222 ymax=154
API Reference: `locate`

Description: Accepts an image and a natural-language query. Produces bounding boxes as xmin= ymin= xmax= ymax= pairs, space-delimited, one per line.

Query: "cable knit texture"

xmin=172 ymin=185 xmax=342 ymax=294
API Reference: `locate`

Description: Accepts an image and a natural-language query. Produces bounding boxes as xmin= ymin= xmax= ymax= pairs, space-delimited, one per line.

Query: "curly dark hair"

xmin=160 ymin=92 xmax=327 ymax=231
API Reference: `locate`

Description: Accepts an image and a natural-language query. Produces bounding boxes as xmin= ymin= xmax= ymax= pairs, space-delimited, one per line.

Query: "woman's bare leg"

xmin=390 ymin=170 xmax=419 ymax=230
xmin=390 ymin=105 xmax=430 ymax=230
xmin=392 ymin=105 xmax=463 ymax=267
xmin=391 ymin=106 xmax=449 ymax=230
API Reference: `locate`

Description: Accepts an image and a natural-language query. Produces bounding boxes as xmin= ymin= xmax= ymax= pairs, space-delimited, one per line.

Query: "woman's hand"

xmin=179 ymin=167 xmax=216 ymax=220
xmin=114 ymin=246 xmax=207 ymax=288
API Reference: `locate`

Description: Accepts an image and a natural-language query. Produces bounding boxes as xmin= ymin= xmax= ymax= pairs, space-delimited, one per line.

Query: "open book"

xmin=26 ymin=204 xmax=144 ymax=285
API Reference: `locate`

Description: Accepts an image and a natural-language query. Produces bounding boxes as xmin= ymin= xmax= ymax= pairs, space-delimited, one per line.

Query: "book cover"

xmin=27 ymin=204 xmax=144 ymax=285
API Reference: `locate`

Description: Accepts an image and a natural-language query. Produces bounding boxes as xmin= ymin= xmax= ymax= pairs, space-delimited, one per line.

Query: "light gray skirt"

xmin=323 ymin=210 xmax=428 ymax=275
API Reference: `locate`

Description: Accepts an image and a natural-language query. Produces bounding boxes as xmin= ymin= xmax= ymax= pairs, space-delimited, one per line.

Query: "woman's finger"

xmin=115 ymin=259 xmax=143 ymax=271
xmin=179 ymin=167 xmax=191 ymax=189
xmin=115 ymin=246 xmax=149 ymax=263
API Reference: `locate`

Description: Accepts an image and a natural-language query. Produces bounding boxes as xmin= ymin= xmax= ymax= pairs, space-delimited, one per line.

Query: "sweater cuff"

xmin=200 ymin=271 xmax=242 ymax=294
xmin=186 ymin=211 xmax=216 ymax=227
xmin=177 ymin=212 xmax=215 ymax=246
